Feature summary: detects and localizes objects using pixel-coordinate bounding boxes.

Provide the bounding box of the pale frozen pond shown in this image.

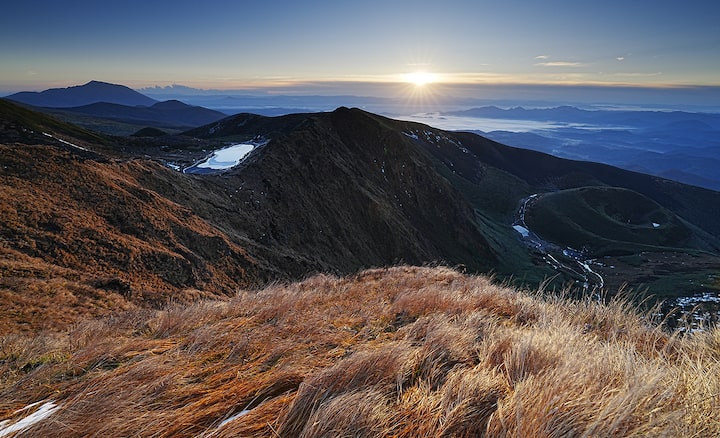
[184,143,255,174]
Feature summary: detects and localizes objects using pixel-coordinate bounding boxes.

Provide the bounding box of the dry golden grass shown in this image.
[0,144,269,335]
[0,266,718,437]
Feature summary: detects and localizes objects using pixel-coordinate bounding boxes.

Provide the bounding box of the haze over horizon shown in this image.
[3,0,720,109]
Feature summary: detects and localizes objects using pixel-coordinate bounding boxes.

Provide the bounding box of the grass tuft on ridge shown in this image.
[1,266,718,437]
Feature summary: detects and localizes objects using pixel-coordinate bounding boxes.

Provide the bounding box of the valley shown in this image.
[3,98,719,324]
[512,193,605,292]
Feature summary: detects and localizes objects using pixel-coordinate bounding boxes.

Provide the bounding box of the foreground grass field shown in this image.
[1,266,718,437]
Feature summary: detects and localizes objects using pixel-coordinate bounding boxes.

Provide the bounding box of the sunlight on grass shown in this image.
[1,266,718,436]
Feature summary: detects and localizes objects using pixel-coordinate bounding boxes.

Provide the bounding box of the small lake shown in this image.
[184,143,255,174]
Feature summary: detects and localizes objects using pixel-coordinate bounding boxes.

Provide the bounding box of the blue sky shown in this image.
[2,0,719,106]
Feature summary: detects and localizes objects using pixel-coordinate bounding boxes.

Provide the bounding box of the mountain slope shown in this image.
[1,266,718,437]
[0,98,113,148]
[0,100,268,332]
[448,130,720,241]
[181,107,720,294]
[5,80,157,108]
[0,102,501,332]
[0,143,266,332]
[166,107,500,275]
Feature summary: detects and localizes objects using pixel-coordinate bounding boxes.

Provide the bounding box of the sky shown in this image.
[2,0,719,107]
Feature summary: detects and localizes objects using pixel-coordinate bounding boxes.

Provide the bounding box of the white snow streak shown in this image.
[0,401,59,437]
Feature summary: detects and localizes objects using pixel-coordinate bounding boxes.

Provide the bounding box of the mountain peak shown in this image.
[151,99,191,110]
[6,81,157,108]
[85,80,113,86]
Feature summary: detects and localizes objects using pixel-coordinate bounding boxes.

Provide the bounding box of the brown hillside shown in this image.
[1,266,718,437]
[0,143,263,333]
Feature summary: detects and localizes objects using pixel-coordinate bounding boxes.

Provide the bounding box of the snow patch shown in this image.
[673,292,720,308]
[0,401,59,437]
[42,132,88,151]
[513,225,530,237]
[217,410,252,429]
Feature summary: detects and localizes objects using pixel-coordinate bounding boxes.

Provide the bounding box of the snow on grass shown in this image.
[0,400,59,437]
[42,132,88,151]
[673,292,720,307]
[217,409,252,429]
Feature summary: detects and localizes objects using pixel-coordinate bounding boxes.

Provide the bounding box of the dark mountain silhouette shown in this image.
[56,99,226,128]
[131,127,168,137]
[1,100,719,332]
[5,80,157,108]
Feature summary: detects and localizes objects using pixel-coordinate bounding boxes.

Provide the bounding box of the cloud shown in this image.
[614,72,663,77]
[535,55,549,60]
[616,57,625,61]
[534,61,585,67]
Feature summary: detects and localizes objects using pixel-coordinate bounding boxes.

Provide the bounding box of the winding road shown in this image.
[513,193,605,291]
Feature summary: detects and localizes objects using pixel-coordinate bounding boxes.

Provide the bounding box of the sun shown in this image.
[403,71,437,87]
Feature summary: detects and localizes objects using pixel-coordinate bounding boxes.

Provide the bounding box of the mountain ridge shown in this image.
[5,80,158,108]
[52,99,227,129]
[180,107,720,293]
[1,101,719,334]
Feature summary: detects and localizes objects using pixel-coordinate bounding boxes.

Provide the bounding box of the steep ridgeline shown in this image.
[0,102,500,332]
[183,107,720,296]
[170,107,500,275]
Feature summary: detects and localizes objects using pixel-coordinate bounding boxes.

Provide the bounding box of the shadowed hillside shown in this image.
[182,107,720,295]
[44,100,227,135]
[1,267,718,437]
[525,187,709,255]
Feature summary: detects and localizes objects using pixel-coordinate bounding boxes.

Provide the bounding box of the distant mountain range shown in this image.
[6,80,157,107]
[408,106,720,191]
[5,81,226,133]
[6,82,719,191]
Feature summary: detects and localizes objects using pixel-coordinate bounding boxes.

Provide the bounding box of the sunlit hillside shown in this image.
[1,266,718,437]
